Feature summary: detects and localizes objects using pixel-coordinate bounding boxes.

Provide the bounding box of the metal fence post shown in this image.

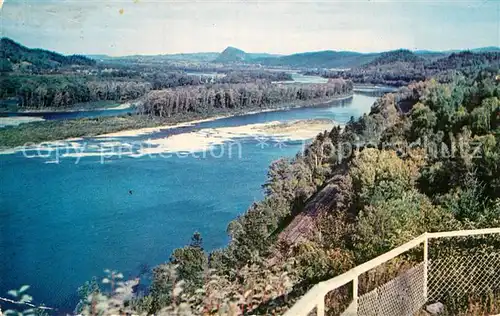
[423,233,428,301]
[317,285,325,316]
[353,275,359,315]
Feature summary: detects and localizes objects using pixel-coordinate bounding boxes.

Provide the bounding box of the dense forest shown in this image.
[0,75,151,108]
[138,79,353,117]
[0,37,95,73]
[61,63,500,315]
[317,49,500,87]
[0,71,294,110]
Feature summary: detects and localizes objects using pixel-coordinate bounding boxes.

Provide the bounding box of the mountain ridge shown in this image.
[215,45,500,69]
[0,37,95,71]
[2,37,499,70]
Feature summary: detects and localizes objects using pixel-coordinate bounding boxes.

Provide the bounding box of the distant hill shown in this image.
[212,48,380,68]
[363,49,424,67]
[413,50,448,61]
[428,51,500,70]
[90,52,220,63]
[214,46,280,63]
[441,46,500,54]
[470,46,500,53]
[0,37,95,72]
[85,54,113,60]
[213,46,500,69]
[215,46,247,62]
[251,50,379,69]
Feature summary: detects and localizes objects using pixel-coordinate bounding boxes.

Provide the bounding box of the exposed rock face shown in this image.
[278,171,352,245]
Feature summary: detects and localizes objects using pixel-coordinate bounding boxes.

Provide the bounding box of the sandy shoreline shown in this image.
[1,119,338,157]
[96,116,228,138]
[138,119,339,155]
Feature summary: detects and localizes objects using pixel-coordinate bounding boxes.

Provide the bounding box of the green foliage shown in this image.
[190,231,203,249]
[408,102,437,141]
[0,74,150,109]
[349,148,423,208]
[170,235,208,294]
[74,277,100,314]
[292,241,354,283]
[1,37,95,72]
[355,190,458,261]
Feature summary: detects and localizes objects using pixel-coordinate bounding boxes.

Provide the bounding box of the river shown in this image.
[0,92,380,312]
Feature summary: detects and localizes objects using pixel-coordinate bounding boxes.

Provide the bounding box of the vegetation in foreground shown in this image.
[134,68,497,315]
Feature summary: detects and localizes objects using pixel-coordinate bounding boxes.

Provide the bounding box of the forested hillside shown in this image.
[0,37,95,73]
[72,67,500,315]
[216,46,500,70]
[320,50,500,86]
[250,50,378,69]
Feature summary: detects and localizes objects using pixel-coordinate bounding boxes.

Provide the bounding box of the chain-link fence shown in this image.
[357,263,425,316]
[284,228,500,316]
[428,252,500,302]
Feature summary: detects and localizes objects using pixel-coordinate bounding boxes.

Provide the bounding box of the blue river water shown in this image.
[0,93,379,312]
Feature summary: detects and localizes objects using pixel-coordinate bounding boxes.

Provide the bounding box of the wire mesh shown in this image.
[428,252,500,302]
[285,230,500,316]
[357,262,425,316]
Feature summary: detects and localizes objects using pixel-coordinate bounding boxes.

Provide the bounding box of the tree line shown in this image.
[0,70,298,110]
[0,75,151,109]
[138,79,353,117]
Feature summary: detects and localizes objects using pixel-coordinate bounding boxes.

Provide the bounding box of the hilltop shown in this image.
[214,46,280,63]
[215,46,247,62]
[0,37,95,72]
[362,49,424,67]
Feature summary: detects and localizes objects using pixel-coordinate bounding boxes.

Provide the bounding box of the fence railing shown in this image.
[284,227,500,316]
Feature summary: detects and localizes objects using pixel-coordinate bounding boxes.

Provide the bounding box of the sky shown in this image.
[0,0,499,56]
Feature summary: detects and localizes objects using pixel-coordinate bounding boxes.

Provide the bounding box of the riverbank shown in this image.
[0,93,352,150]
[98,94,352,139]
[0,116,45,127]
[14,101,135,113]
